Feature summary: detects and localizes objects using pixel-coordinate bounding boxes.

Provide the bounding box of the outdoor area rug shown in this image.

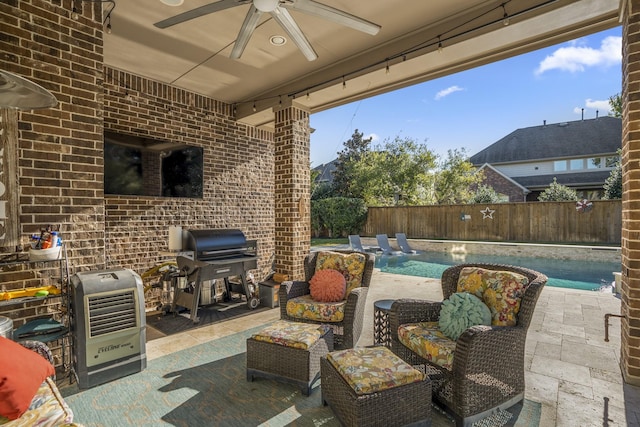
[146,299,271,339]
[60,326,541,426]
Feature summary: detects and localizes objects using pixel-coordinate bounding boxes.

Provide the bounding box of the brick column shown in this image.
[274,105,311,280]
[621,1,640,386]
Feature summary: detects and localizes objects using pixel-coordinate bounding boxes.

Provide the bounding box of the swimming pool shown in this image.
[375,251,621,292]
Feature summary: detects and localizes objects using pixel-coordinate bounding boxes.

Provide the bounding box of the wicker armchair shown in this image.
[278,250,375,349]
[389,263,547,427]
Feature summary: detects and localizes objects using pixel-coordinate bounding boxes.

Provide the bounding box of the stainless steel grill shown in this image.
[172,229,260,323]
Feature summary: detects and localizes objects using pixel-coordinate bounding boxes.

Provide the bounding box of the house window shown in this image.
[554,160,567,171]
[605,156,619,168]
[569,159,583,170]
[587,158,601,169]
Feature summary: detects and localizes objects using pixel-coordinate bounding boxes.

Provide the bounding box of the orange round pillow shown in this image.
[309,269,347,302]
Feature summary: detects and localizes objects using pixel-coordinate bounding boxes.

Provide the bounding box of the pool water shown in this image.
[375,251,621,292]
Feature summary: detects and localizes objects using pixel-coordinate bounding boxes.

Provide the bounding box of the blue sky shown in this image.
[309,26,622,167]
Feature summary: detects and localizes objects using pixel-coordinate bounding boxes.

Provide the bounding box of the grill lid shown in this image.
[185,229,248,259]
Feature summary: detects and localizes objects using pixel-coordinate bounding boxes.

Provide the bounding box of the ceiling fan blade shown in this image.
[230,6,263,59]
[271,8,317,61]
[154,0,250,29]
[281,0,380,35]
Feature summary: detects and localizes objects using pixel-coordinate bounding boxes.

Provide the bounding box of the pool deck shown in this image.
[147,265,639,426]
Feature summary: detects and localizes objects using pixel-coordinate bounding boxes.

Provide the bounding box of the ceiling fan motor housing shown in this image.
[253,0,280,13]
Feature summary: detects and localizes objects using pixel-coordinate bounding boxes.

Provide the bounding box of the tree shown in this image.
[331,130,372,198]
[352,136,437,206]
[433,148,484,204]
[538,178,578,201]
[470,184,503,204]
[603,149,622,199]
[609,93,622,118]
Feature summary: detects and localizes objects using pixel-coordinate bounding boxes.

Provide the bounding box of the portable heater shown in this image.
[71,268,147,389]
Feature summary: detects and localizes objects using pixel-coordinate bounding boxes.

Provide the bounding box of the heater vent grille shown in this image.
[87,291,137,337]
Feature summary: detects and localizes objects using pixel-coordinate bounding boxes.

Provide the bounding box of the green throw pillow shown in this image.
[438,292,492,341]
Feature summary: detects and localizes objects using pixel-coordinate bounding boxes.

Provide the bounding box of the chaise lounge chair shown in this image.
[376,234,401,255]
[348,235,366,253]
[395,233,417,254]
[349,235,379,253]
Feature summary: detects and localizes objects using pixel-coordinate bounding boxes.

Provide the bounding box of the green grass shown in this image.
[310,237,348,246]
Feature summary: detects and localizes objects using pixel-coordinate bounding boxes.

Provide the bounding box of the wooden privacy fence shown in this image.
[362,200,621,245]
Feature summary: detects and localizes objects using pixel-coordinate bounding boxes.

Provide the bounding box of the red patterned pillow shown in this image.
[309,269,347,302]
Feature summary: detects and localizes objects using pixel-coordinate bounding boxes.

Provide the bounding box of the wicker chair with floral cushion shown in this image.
[389,263,547,427]
[279,250,375,349]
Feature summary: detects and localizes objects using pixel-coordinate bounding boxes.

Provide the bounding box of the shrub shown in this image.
[470,185,503,204]
[603,157,622,199]
[538,178,578,202]
[311,197,368,238]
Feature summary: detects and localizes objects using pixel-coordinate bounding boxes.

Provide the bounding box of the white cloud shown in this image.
[585,98,611,112]
[573,99,611,116]
[366,133,379,142]
[535,36,621,75]
[434,85,463,100]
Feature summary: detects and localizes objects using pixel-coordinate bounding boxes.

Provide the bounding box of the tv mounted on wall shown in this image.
[104,131,203,198]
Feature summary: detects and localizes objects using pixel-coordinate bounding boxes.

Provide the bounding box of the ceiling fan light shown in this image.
[160,0,184,6]
[253,0,279,13]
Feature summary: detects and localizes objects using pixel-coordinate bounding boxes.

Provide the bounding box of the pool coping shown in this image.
[358,237,621,264]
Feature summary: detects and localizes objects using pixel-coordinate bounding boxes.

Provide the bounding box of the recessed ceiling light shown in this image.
[160,0,184,6]
[270,35,287,46]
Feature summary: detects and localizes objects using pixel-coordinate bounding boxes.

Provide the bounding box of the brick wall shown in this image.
[479,166,527,202]
[0,0,279,368]
[621,0,640,387]
[102,67,275,281]
[0,0,104,369]
[274,105,310,280]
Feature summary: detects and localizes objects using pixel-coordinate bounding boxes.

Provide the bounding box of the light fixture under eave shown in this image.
[269,35,286,46]
[0,70,58,110]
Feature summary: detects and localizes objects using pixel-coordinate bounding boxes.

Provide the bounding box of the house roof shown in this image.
[313,160,337,183]
[469,116,621,165]
[512,170,613,189]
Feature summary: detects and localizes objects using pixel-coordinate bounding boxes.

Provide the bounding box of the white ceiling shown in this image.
[103,0,620,130]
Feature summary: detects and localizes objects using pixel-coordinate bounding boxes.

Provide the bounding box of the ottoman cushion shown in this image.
[251,320,331,349]
[246,321,334,396]
[320,346,431,427]
[327,347,425,395]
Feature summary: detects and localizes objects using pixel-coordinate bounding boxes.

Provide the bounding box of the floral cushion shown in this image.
[398,322,457,370]
[0,378,81,426]
[309,269,346,302]
[314,251,366,296]
[251,320,331,350]
[438,292,492,341]
[286,295,345,322]
[327,347,424,395]
[456,267,529,326]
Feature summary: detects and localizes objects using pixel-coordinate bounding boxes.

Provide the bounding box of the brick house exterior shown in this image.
[476,164,530,202]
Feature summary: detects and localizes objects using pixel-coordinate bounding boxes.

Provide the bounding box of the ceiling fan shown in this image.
[154,0,381,61]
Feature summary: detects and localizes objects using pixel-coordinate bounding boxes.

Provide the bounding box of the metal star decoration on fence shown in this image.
[481,207,495,219]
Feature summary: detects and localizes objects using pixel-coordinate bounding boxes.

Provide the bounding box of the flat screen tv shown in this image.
[104,131,203,198]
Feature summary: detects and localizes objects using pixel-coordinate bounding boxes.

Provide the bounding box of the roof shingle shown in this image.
[470,116,621,165]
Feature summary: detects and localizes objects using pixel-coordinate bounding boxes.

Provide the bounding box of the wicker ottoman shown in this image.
[321,346,431,427]
[246,320,333,395]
